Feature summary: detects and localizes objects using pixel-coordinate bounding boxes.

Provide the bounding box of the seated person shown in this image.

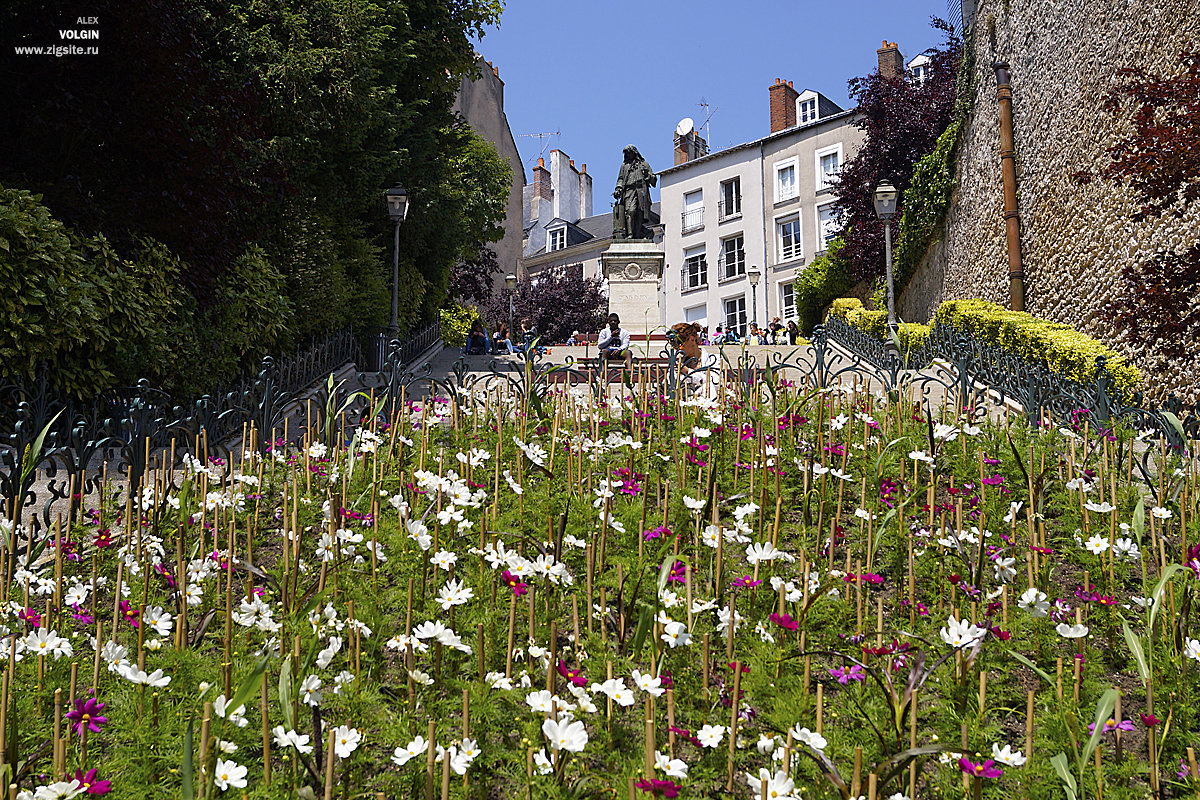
[669,321,719,390]
[786,320,800,344]
[596,312,632,371]
[492,322,512,354]
[462,319,489,355]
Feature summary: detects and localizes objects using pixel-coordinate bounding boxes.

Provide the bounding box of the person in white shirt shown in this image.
[596,313,632,372]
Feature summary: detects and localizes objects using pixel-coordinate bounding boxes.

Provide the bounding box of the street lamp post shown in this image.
[505,273,517,350]
[747,264,762,338]
[384,184,410,338]
[873,182,899,354]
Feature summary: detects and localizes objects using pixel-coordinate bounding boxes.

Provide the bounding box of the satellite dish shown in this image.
[675,117,694,137]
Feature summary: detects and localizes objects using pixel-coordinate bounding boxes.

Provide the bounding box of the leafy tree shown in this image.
[451,248,502,307]
[1093,51,1200,359]
[482,265,607,344]
[831,19,961,283]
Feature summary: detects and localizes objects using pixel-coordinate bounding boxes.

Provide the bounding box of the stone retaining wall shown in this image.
[901,0,1200,404]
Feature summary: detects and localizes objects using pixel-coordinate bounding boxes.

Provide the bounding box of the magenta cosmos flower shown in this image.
[635,778,680,798]
[73,768,112,794]
[959,757,1003,778]
[66,697,108,736]
[829,664,865,685]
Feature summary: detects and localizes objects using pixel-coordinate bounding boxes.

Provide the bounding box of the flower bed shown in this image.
[1,373,1197,799]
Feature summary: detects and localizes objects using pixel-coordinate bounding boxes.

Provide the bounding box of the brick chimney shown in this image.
[769,79,799,133]
[674,130,709,165]
[532,157,551,202]
[877,41,905,80]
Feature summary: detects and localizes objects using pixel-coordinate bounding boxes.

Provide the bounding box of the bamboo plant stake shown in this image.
[725,662,742,792]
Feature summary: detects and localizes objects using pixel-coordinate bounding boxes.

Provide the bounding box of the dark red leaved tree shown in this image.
[831,19,961,282]
[1098,52,1200,358]
[482,264,607,344]
[450,248,501,308]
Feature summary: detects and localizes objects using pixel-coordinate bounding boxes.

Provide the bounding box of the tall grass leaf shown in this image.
[1007,650,1056,688]
[1148,564,1185,633]
[279,655,295,731]
[1080,688,1121,771]
[1118,615,1150,685]
[1049,752,1077,800]
[182,718,194,800]
[1132,497,1145,551]
[226,656,270,720]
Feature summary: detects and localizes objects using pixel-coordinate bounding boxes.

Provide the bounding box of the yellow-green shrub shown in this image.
[844,309,931,354]
[935,299,1140,395]
[440,304,478,348]
[826,298,864,320]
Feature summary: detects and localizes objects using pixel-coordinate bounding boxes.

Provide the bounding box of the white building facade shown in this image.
[659,81,865,335]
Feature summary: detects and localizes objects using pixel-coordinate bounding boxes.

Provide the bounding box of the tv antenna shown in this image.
[697,98,717,144]
[517,129,561,160]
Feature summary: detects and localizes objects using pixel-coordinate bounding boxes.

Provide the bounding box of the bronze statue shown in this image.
[612,145,657,240]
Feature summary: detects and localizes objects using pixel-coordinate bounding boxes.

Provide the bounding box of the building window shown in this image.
[799,97,817,124]
[724,296,747,336]
[775,157,798,202]
[911,64,927,84]
[719,235,745,282]
[682,245,707,290]
[776,214,802,263]
[682,189,704,233]
[548,227,566,252]
[719,177,741,219]
[684,304,707,324]
[817,204,839,249]
[816,145,842,192]
[780,281,796,320]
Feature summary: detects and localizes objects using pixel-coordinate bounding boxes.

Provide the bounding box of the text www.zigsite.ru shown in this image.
[14,44,99,56]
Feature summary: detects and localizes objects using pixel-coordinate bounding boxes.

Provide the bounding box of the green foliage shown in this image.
[440,303,478,348]
[894,121,961,290]
[825,297,865,320]
[843,308,931,353]
[791,236,853,332]
[935,299,1141,395]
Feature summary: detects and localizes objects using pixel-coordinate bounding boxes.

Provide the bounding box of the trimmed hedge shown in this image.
[934,299,1140,395]
[843,309,932,354]
[826,298,865,320]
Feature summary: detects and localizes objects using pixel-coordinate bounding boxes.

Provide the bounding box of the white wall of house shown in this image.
[659,111,863,333]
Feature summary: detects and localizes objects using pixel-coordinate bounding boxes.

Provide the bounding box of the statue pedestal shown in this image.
[601,241,664,337]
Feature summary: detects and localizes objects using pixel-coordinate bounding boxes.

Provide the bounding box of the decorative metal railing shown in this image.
[819,313,1199,448]
[3,311,1197,541]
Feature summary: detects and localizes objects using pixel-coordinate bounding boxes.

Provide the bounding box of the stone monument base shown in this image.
[600,241,664,337]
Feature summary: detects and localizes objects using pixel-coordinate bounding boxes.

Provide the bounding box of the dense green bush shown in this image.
[935,299,1140,394]
[440,304,478,348]
[0,184,296,399]
[791,236,853,332]
[843,308,931,355]
[894,121,961,289]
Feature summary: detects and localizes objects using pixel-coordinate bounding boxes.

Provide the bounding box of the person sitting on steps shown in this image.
[462,319,489,355]
[596,312,632,373]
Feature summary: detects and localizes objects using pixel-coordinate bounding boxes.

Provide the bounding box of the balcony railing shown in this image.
[681,207,704,233]
[718,197,742,220]
[716,251,746,283]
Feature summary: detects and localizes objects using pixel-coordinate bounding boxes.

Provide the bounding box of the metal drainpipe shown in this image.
[994,61,1025,312]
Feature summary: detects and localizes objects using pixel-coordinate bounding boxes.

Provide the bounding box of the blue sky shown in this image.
[472,0,953,206]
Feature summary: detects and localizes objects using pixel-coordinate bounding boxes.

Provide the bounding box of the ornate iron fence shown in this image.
[820,313,1200,447]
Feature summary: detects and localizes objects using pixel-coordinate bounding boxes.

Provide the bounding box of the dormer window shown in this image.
[800,98,817,123]
[548,226,566,252]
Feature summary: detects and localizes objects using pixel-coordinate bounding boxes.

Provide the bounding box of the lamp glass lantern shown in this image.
[505,273,517,290]
[872,182,898,220]
[385,185,409,222]
[747,264,761,286]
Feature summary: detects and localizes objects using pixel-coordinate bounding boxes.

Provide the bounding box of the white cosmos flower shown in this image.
[745,768,795,800]
[213,758,248,790]
[631,669,665,697]
[697,724,725,748]
[661,621,691,648]
[790,725,827,751]
[1017,588,1049,617]
[1150,506,1172,520]
[542,717,588,752]
[992,742,1027,766]
[392,734,429,766]
[682,495,705,512]
[1083,534,1110,555]
[655,750,689,778]
[1183,638,1200,662]
[272,726,313,754]
[1056,623,1089,639]
[940,615,986,650]
[436,578,474,610]
[1084,501,1116,513]
[332,725,361,758]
